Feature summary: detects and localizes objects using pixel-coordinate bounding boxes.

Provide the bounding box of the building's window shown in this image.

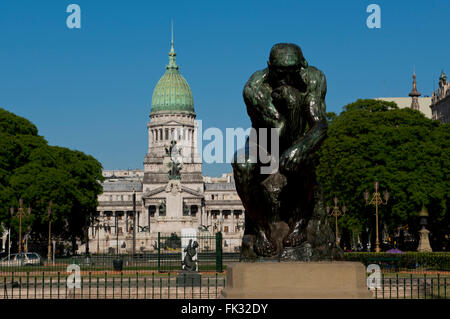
[120,195,124,201]
[109,195,113,201]
[224,226,229,233]
[235,226,239,233]
[233,210,242,219]
[190,205,198,217]
[148,206,156,217]
[165,128,169,140]
[118,227,122,235]
[223,210,231,219]
[211,195,214,200]
[159,203,166,216]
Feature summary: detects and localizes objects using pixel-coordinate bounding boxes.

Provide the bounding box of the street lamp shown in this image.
[11,198,31,253]
[47,201,53,263]
[326,196,347,247]
[364,181,389,253]
[132,190,136,256]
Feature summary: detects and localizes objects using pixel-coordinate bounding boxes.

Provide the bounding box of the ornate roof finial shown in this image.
[167,20,178,70]
[409,66,421,110]
[440,70,447,83]
[170,19,174,53]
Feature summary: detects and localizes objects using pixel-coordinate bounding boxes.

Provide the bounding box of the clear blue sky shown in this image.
[1,0,448,176]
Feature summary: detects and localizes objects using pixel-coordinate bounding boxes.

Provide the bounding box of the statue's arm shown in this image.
[301,66,328,152]
[280,67,328,174]
[243,69,281,128]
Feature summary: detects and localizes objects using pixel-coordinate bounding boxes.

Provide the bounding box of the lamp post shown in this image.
[47,200,53,263]
[364,181,389,253]
[11,198,31,254]
[326,196,347,247]
[132,190,136,256]
[115,211,119,255]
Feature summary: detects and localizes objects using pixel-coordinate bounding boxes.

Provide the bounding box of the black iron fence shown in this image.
[344,252,450,274]
[370,273,450,299]
[1,271,449,299]
[1,271,226,299]
[0,232,240,273]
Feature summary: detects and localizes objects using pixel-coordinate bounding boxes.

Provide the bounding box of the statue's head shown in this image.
[267,43,308,89]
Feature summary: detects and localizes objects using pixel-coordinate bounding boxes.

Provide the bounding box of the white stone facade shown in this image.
[431,71,450,123]
[81,39,245,255]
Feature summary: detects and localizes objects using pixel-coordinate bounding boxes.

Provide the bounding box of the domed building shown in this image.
[142,33,204,234]
[84,33,245,255]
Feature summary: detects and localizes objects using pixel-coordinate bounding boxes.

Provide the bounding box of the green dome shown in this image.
[151,41,194,114]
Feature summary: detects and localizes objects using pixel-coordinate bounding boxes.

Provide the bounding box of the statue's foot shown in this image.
[282,222,306,247]
[254,231,277,257]
[281,242,313,261]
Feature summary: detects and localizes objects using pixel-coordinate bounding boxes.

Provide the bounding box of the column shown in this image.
[231,211,235,233]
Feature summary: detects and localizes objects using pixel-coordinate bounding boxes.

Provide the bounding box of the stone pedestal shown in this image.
[417,228,432,252]
[221,262,373,299]
[177,271,202,286]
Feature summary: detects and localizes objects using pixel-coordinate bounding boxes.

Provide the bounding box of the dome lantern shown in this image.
[150,23,195,115]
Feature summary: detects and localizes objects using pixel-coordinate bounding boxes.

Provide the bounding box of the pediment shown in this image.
[160,120,191,126]
[143,183,204,199]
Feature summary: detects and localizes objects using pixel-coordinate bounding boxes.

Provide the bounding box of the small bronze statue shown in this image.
[182,239,199,271]
[233,43,343,261]
[165,140,182,180]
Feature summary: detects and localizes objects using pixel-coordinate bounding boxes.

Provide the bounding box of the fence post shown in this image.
[216,232,223,273]
[158,232,161,273]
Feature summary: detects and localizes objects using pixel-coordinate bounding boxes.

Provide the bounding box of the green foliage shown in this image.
[0,108,39,136]
[0,108,104,245]
[344,252,450,270]
[317,99,450,250]
[163,233,181,250]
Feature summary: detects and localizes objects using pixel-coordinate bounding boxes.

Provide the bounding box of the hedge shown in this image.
[344,252,450,270]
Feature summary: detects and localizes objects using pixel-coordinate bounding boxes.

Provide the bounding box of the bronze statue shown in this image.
[182,239,199,271]
[232,43,343,261]
[165,140,182,180]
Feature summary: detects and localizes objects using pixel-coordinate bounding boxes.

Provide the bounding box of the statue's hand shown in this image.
[271,85,304,113]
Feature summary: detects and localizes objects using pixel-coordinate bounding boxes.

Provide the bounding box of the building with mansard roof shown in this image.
[81,33,245,254]
[431,71,450,123]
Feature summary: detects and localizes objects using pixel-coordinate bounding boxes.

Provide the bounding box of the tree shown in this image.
[317,99,449,251]
[0,108,104,253]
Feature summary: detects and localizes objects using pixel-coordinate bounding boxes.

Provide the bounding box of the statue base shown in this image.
[176,270,202,287]
[417,228,432,252]
[220,262,373,299]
